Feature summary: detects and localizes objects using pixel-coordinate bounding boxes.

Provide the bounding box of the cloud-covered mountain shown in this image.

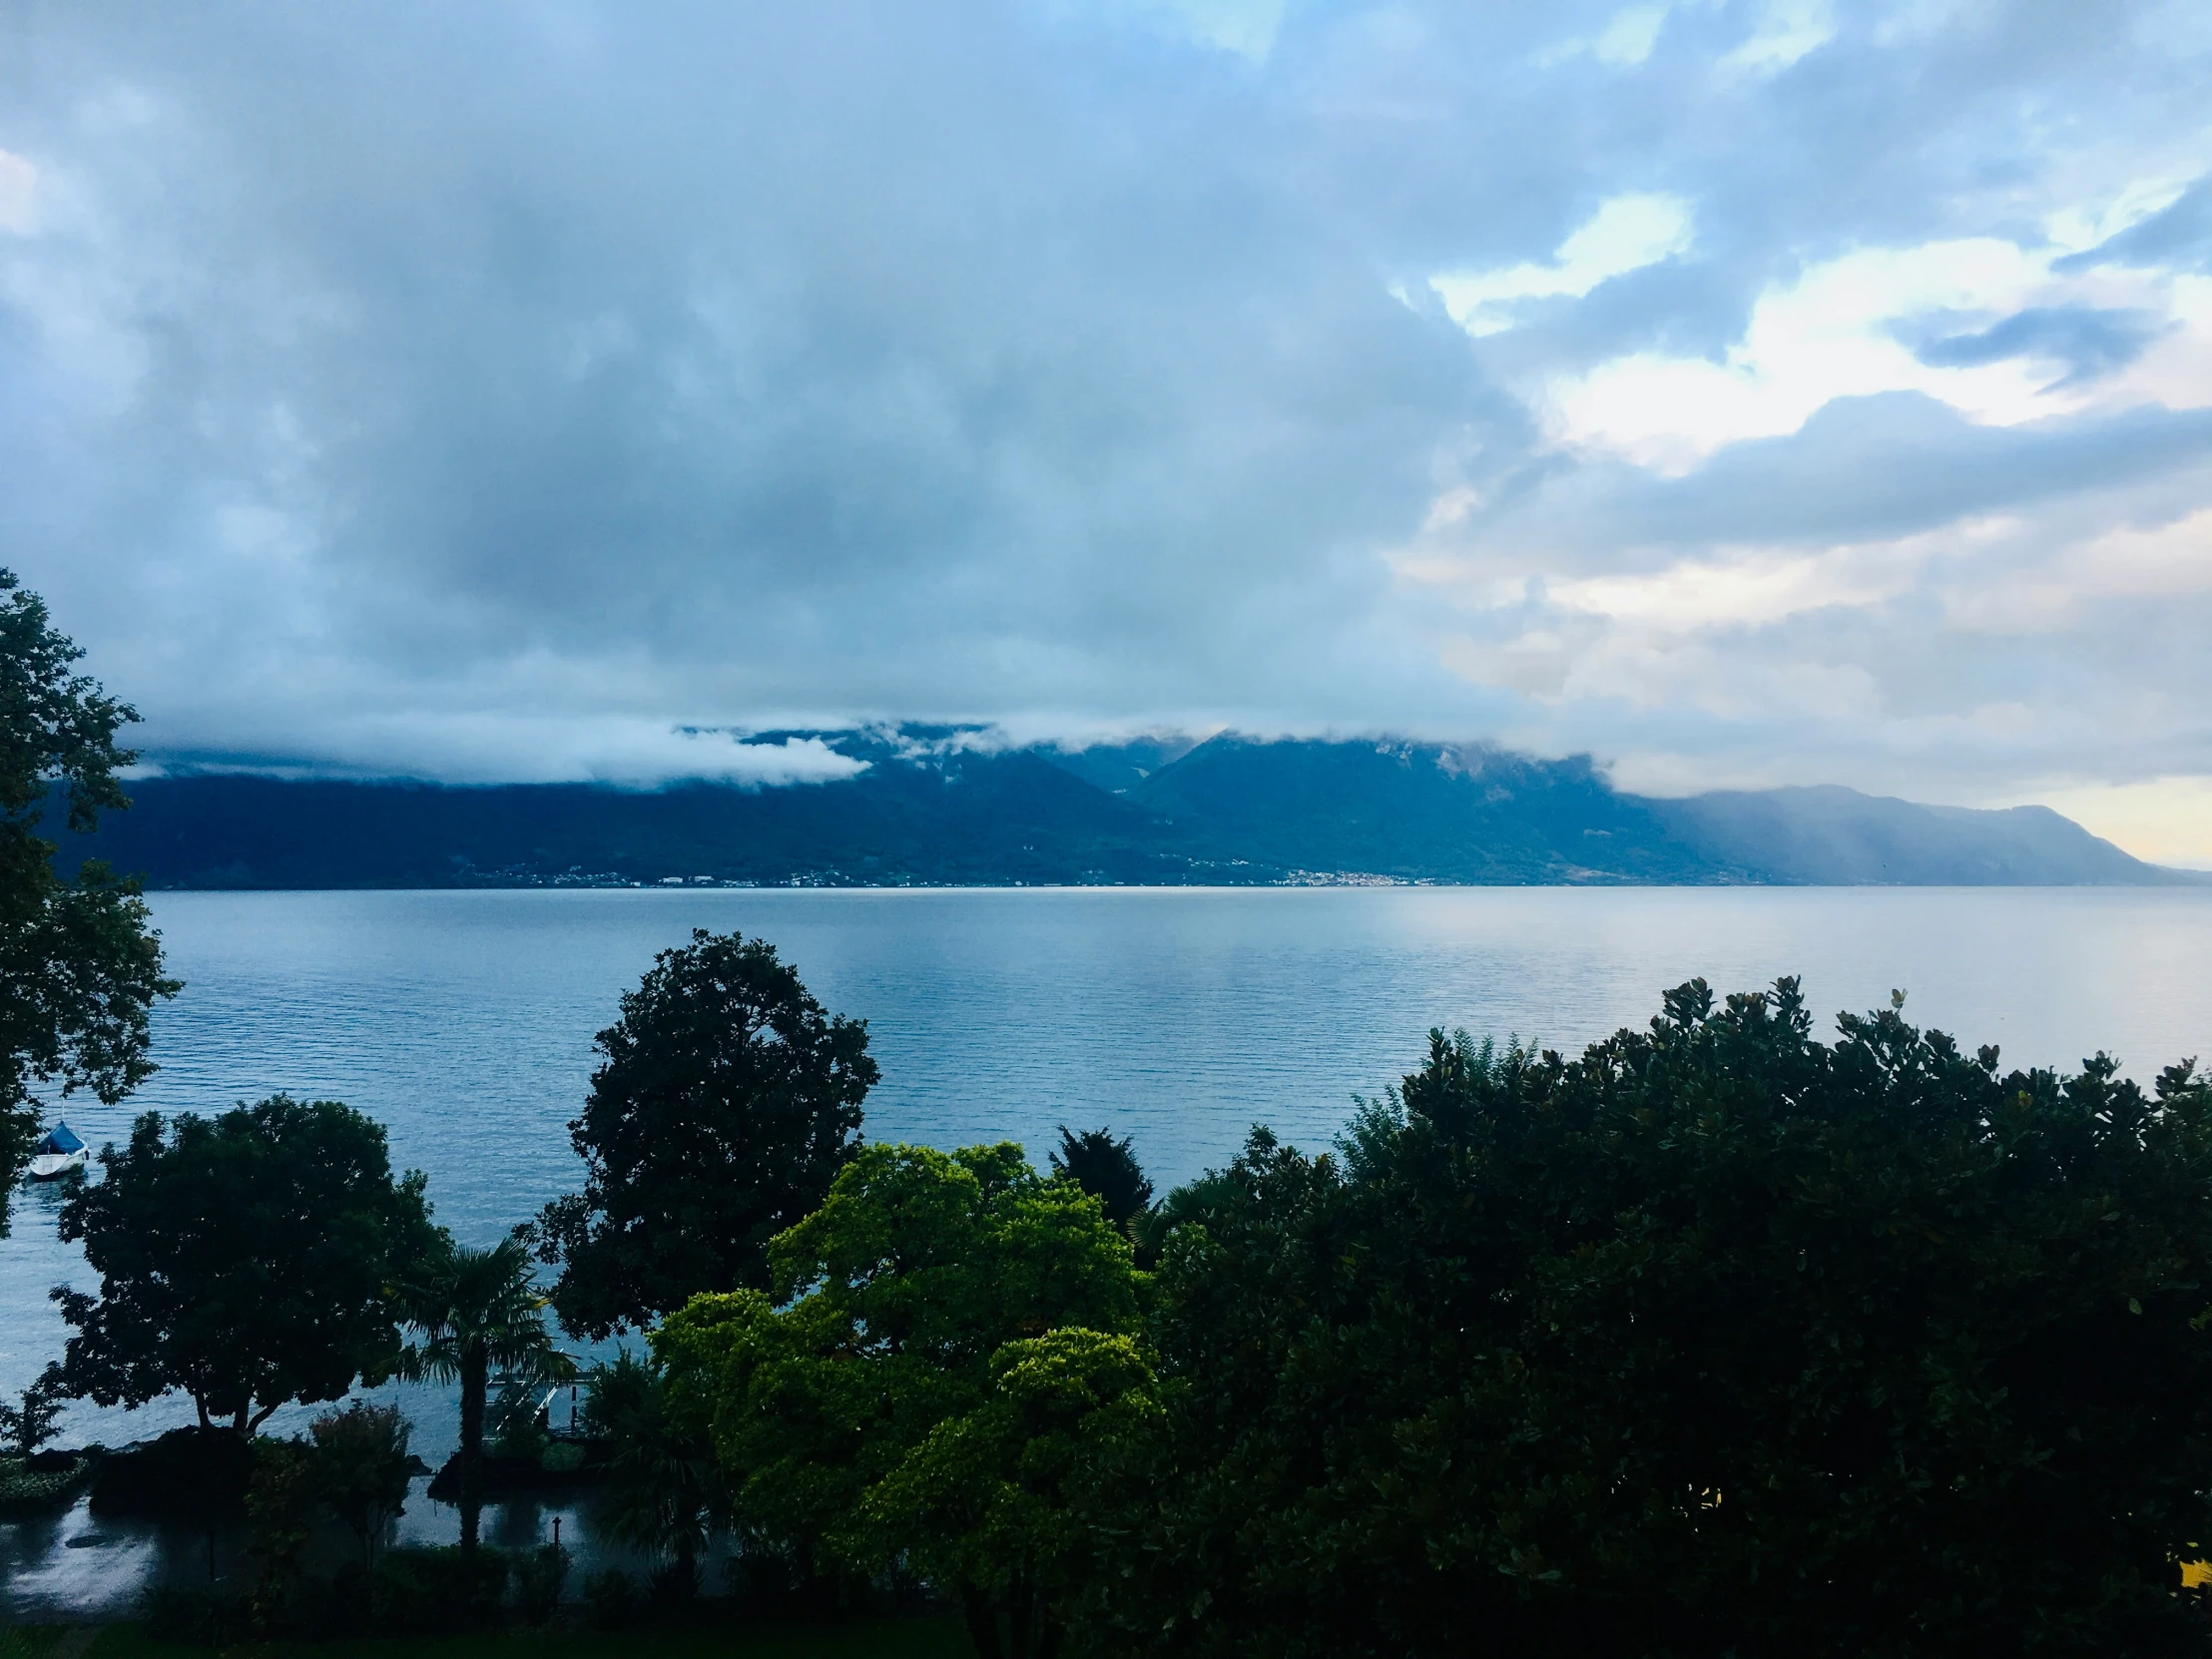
[60,733,2196,889]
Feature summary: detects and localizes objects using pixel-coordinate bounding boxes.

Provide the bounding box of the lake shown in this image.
[5,884,2211,1617]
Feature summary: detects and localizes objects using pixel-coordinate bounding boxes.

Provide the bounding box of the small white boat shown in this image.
[28,1122,86,1179]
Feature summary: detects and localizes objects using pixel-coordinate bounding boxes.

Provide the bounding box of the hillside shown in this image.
[49,730,2196,888]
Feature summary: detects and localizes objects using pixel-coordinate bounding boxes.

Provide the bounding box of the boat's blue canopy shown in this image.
[38,1122,84,1155]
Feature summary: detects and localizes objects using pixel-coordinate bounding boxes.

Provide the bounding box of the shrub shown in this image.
[143,1584,248,1646]
[584,1566,641,1629]
[89,1426,253,1519]
[516,1541,573,1624]
[0,1452,89,1514]
[369,1542,510,1635]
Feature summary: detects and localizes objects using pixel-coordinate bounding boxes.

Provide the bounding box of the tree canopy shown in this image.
[657,1141,1147,1659]
[54,1096,436,1433]
[532,928,876,1339]
[0,569,177,1232]
[1094,981,2212,1659]
[1050,1126,1154,1233]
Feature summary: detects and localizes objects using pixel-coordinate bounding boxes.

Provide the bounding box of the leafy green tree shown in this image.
[310,1400,415,1573]
[861,1329,1164,1659]
[1050,1127,1154,1232]
[531,928,876,1340]
[53,1096,434,1434]
[1105,982,2212,1659]
[0,569,178,1233]
[400,1232,574,1553]
[657,1142,1144,1659]
[0,1362,67,1457]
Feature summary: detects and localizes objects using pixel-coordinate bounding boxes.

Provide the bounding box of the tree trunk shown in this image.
[458,1349,487,1555]
[1008,1575,1032,1659]
[961,1585,1004,1659]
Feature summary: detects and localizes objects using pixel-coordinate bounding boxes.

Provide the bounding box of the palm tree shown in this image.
[586,1352,725,1598]
[400,1231,575,1552]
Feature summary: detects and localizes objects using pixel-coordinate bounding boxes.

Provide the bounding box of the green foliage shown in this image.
[367,1542,512,1635]
[584,1351,724,1573]
[401,1231,573,1549]
[0,1451,88,1515]
[1102,980,2212,1659]
[1049,1127,1154,1232]
[658,1141,1146,1659]
[584,1566,643,1630]
[532,928,877,1340]
[516,1540,573,1624]
[0,568,178,1235]
[0,1362,66,1456]
[54,1097,434,1433]
[247,1435,321,1622]
[311,1400,415,1571]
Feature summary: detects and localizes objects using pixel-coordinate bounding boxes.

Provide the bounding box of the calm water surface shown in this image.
[5,885,2210,1616]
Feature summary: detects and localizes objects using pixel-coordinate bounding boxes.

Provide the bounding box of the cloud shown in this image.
[1535,239,2212,470]
[1908,304,2164,387]
[2055,178,2212,274]
[1432,194,1696,337]
[0,151,35,235]
[0,0,2209,859]
[1720,0,1836,76]
[157,722,870,789]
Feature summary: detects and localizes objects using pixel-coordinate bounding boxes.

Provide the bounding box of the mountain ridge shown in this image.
[51,730,2202,889]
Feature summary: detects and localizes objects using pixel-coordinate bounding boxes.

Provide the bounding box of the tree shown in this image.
[583,1351,725,1599]
[0,1362,67,1457]
[400,1232,574,1553]
[0,569,179,1234]
[1103,982,2212,1659]
[657,1142,1145,1659]
[859,1329,1164,1659]
[53,1096,434,1433]
[310,1401,415,1574]
[1049,1127,1154,1233]
[531,928,876,1339]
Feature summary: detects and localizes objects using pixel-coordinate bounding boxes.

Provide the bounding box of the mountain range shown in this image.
[51,730,2200,889]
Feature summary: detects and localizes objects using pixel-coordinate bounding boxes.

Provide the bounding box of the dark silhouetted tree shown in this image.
[0,569,178,1233]
[531,929,875,1339]
[1050,1125,1154,1231]
[1099,983,2212,1659]
[54,1096,434,1433]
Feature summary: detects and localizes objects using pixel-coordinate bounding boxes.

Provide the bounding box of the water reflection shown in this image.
[0,1475,662,1623]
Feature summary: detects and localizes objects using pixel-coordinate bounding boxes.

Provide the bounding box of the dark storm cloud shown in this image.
[0,0,2209,845]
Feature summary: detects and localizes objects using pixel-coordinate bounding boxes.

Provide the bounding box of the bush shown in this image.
[584,1566,641,1630]
[649,1555,703,1619]
[516,1541,572,1624]
[143,1583,248,1646]
[89,1426,253,1518]
[369,1543,510,1635]
[0,1452,90,1514]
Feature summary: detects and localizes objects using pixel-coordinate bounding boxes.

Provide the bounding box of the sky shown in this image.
[2,1,2210,862]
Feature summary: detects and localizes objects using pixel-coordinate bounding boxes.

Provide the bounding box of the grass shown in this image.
[73,1616,970,1659]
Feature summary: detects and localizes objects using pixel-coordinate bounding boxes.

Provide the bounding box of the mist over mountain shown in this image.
[58,730,2197,890]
